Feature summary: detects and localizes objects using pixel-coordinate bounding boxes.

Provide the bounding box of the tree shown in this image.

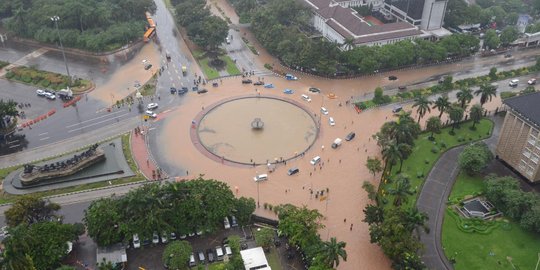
[394,112,420,145]
[474,83,497,107]
[162,241,192,270]
[365,157,382,178]
[84,198,123,247]
[255,228,274,251]
[425,116,442,140]
[458,142,493,175]
[456,88,473,108]
[484,29,500,50]
[234,197,256,226]
[341,37,355,51]
[388,174,414,206]
[0,99,18,133]
[489,67,498,80]
[441,75,453,91]
[56,266,76,270]
[276,204,324,249]
[363,204,384,225]
[319,237,347,268]
[5,195,61,227]
[500,26,519,46]
[433,95,451,118]
[96,260,114,270]
[469,104,484,129]
[412,96,432,123]
[448,106,464,133]
[362,181,377,201]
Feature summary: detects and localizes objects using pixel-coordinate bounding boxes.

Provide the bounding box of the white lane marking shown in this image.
[39,137,50,141]
[67,109,128,128]
[67,112,130,133]
[175,69,179,74]
[38,132,48,136]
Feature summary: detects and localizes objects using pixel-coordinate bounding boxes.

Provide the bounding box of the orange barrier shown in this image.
[354,105,362,113]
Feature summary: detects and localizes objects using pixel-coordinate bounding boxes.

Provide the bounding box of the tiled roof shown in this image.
[504,92,540,128]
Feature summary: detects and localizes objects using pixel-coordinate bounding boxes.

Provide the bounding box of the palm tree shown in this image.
[388,174,414,206]
[319,237,347,268]
[425,116,442,140]
[342,37,355,51]
[412,96,432,123]
[394,112,420,145]
[448,106,464,132]
[469,104,484,129]
[432,96,450,118]
[456,88,473,108]
[382,140,411,173]
[474,84,497,107]
[403,207,429,234]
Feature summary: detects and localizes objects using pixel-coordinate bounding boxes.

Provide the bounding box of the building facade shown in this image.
[383,0,447,30]
[496,93,540,183]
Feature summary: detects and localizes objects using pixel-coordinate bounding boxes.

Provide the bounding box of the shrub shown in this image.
[40,80,51,87]
[431,146,440,153]
[5,71,14,79]
[500,91,518,99]
[458,142,493,175]
[264,63,273,70]
[21,74,32,83]
[440,141,447,148]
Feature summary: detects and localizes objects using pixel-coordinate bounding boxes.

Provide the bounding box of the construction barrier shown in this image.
[20,108,56,129]
[63,95,82,108]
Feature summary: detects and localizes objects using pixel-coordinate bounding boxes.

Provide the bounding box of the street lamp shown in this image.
[50,16,72,87]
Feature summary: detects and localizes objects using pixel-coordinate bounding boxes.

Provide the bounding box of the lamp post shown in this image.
[50,16,72,87]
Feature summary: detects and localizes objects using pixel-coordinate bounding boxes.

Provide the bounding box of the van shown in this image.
[301,94,311,102]
[216,246,224,261]
[310,156,321,165]
[392,106,402,114]
[189,253,196,266]
[287,167,299,176]
[331,138,342,149]
[253,174,268,182]
[321,107,329,115]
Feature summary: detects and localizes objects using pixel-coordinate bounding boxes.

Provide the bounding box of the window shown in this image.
[523,150,532,158]
[532,154,539,164]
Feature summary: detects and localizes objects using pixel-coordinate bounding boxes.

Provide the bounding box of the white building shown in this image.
[240,247,271,270]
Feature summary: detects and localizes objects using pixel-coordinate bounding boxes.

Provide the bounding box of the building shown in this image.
[382,0,448,30]
[240,247,271,270]
[496,92,540,183]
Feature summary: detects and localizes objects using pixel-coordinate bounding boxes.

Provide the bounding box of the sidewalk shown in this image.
[130,128,164,180]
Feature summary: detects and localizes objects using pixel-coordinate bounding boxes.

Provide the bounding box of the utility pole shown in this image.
[51,16,72,87]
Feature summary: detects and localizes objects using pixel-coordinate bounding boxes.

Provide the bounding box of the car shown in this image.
[212,82,219,87]
[216,246,224,261]
[152,232,159,244]
[197,88,208,94]
[144,64,152,70]
[180,234,187,239]
[283,89,294,94]
[301,94,311,102]
[398,86,407,91]
[226,37,231,44]
[254,174,268,182]
[196,230,203,236]
[231,216,238,227]
[224,217,231,229]
[198,250,205,263]
[321,107,329,115]
[189,253,196,267]
[142,237,151,246]
[309,87,321,93]
[285,74,298,80]
[207,249,215,262]
[188,232,195,237]
[36,89,46,96]
[388,75,397,80]
[329,117,335,126]
[345,132,356,141]
[224,244,232,256]
[264,83,274,88]
[170,232,177,240]
[392,106,403,114]
[161,232,168,244]
[142,59,148,64]
[166,53,171,61]
[242,79,253,84]
[147,103,158,110]
[509,79,519,87]
[178,87,188,95]
[133,234,141,249]
[145,110,157,118]
[528,78,537,85]
[504,53,512,58]
[45,92,56,100]
[287,167,299,176]
[169,87,177,94]
[192,86,199,92]
[254,81,264,86]
[310,156,321,165]
[331,138,342,149]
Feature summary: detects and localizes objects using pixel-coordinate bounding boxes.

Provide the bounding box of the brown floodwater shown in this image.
[197,97,318,164]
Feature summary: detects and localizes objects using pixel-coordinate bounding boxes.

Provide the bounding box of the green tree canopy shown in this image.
[162,241,192,270]
[458,142,493,175]
[254,228,275,251]
[425,116,442,140]
[5,194,61,227]
[234,197,256,226]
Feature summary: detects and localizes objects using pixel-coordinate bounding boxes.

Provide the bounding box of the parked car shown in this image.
[36,89,46,96]
[212,82,219,87]
[388,75,397,80]
[398,86,407,91]
[331,138,342,149]
[504,53,512,58]
[224,244,233,256]
[309,87,320,93]
[254,81,264,86]
[152,232,159,244]
[509,79,519,87]
[142,237,151,246]
[147,103,159,110]
[144,64,152,70]
[285,74,298,80]
[161,232,168,244]
[287,167,300,176]
[224,217,231,229]
[345,132,356,141]
[207,249,215,262]
[197,88,208,94]
[179,87,188,95]
[528,78,537,85]
[45,92,56,100]
[392,106,403,114]
[170,87,177,94]
[329,117,335,126]
[216,246,224,261]
[198,250,205,263]
[170,232,177,240]
[189,253,196,267]
[242,79,253,84]
[145,110,157,118]
[132,234,141,249]
[230,216,238,227]
[264,83,274,88]
[192,86,199,92]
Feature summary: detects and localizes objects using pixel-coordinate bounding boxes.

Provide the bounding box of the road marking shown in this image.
[39,137,50,141]
[167,70,171,76]
[67,112,130,133]
[175,69,179,74]
[8,144,20,149]
[38,132,48,136]
[149,128,156,131]
[67,109,128,128]
[172,83,176,88]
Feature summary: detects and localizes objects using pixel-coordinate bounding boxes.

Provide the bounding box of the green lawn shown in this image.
[194,50,241,80]
[442,173,540,270]
[199,57,220,80]
[379,119,493,208]
[222,55,241,76]
[266,247,283,270]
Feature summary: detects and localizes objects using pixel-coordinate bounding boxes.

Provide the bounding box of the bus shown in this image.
[143,27,155,42]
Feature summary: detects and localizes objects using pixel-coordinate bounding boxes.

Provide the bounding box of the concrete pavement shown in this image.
[416,114,503,270]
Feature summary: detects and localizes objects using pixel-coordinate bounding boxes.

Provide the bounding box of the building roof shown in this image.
[504,92,540,128]
[96,244,127,265]
[240,247,271,270]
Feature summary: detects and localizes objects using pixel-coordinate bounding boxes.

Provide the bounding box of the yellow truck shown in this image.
[181,65,187,76]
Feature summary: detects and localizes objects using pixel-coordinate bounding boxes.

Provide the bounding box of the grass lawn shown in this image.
[222,55,241,76]
[194,50,241,80]
[199,57,220,80]
[379,119,493,208]
[266,247,283,270]
[208,262,226,270]
[0,133,144,204]
[442,172,540,270]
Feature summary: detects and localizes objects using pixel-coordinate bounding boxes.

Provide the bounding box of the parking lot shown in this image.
[0,79,65,120]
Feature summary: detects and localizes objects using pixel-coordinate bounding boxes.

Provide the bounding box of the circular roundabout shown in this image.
[193,96,318,165]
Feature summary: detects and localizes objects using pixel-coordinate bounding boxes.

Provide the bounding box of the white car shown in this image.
[152,232,159,244]
[321,107,328,115]
[145,110,157,118]
[329,117,335,126]
[224,244,232,256]
[147,103,158,110]
[226,37,231,44]
[36,89,46,96]
[133,234,141,249]
[45,92,56,100]
[301,94,311,102]
[161,232,168,244]
[224,217,231,229]
[310,156,321,165]
[528,78,537,85]
[509,79,519,87]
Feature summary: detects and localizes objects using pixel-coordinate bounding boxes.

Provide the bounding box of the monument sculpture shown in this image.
[20,144,106,186]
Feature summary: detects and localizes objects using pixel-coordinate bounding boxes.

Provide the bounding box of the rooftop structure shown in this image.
[240,247,271,270]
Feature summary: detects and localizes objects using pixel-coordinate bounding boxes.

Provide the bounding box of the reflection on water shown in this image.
[197,97,318,164]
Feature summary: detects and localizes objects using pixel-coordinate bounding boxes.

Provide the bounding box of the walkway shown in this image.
[416,115,503,270]
[130,127,164,180]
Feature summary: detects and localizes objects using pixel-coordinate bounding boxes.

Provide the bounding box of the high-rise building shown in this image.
[384,0,447,30]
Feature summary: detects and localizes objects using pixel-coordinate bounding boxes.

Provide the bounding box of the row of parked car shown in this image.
[188,244,233,267]
[36,89,56,100]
